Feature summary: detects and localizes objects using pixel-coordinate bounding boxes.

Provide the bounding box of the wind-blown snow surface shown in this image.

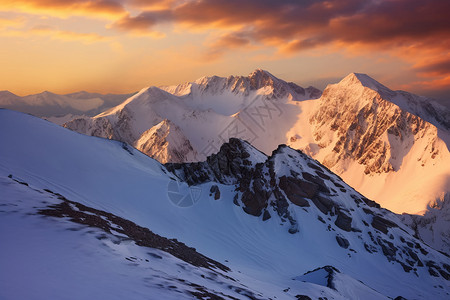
[1,109,450,299]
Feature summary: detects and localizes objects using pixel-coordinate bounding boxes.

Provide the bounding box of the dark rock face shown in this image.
[167,140,377,239]
[167,141,356,231]
[210,185,220,200]
[311,195,334,214]
[166,138,261,185]
[262,210,271,221]
[336,235,350,249]
[372,215,398,234]
[302,266,340,290]
[335,210,352,232]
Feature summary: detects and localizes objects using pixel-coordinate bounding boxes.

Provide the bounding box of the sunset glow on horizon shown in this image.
[0,0,449,103]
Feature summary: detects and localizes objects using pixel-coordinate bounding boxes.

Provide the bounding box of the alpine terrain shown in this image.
[64,70,450,216]
[1,109,450,300]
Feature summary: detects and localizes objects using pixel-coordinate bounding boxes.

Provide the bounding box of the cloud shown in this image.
[0,24,109,44]
[414,58,450,77]
[30,26,108,43]
[204,32,251,60]
[110,0,449,89]
[111,0,448,50]
[0,0,126,18]
[110,10,171,36]
[0,15,25,29]
[1,0,448,94]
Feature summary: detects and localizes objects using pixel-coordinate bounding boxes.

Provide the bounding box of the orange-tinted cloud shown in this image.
[31,25,108,43]
[0,15,25,29]
[0,0,126,18]
[0,23,109,44]
[1,0,448,98]
[112,0,449,91]
[205,32,251,59]
[112,0,449,52]
[110,10,170,35]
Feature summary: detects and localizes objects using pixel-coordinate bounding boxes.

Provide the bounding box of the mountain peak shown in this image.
[134,119,199,164]
[338,73,391,93]
[0,90,17,97]
[248,68,275,78]
[212,137,267,167]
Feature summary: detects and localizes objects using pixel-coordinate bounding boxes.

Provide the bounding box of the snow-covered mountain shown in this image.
[64,69,321,162]
[288,73,450,214]
[0,90,134,124]
[64,71,450,216]
[1,109,450,299]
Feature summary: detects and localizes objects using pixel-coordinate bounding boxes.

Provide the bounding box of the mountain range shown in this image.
[1,109,449,299]
[0,90,134,124]
[63,70,450,216]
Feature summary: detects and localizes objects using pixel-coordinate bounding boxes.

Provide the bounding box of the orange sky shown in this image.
[0,0,449,102]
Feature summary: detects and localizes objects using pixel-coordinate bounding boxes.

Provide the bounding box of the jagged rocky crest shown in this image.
[166,138,450,281]
[162,69,321,100]
[63,69,321,163]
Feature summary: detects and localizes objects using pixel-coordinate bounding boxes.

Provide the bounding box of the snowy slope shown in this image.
[64,69,321,162]
[287,73,450,214]
[1,109,449,300]
[0,90,134,123]
[401,192,450,254]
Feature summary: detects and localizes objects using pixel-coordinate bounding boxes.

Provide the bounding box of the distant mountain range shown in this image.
[0,90,134,124]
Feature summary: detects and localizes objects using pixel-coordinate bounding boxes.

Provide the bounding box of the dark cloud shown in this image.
[114,0,449,55]
[205,32,251,59]
[415,58,450,76]
[112,10,171,32]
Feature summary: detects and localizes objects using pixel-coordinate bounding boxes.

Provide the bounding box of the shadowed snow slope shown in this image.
[1,109,450,299]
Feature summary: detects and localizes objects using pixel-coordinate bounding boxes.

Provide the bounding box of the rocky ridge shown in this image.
[166,138,450,281]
